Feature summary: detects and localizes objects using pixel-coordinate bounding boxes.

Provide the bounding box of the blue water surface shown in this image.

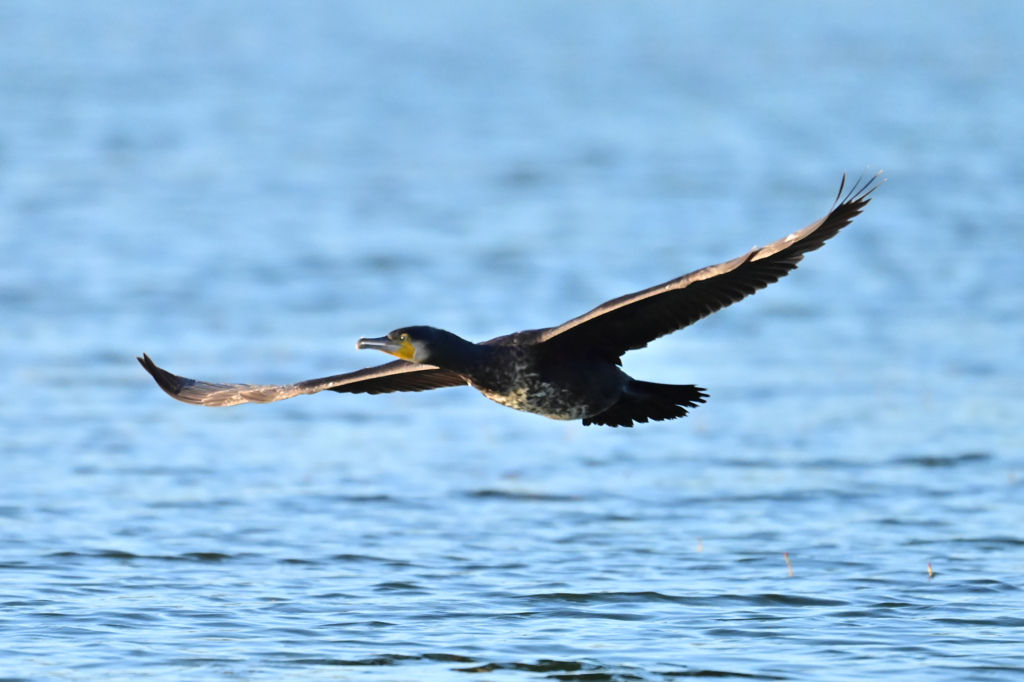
[2,1,1024,680]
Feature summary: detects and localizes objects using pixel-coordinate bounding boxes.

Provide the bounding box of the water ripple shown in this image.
[4,2,1024,680]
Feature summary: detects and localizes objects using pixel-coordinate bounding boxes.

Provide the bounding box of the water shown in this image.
[2,1,1024,679]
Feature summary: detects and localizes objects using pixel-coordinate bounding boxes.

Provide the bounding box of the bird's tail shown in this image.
[583,380,707,427]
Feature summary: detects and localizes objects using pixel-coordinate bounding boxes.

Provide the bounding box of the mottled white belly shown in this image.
[477,377,594,421]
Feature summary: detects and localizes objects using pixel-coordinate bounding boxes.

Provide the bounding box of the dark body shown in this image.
[404,329,692,426]
[473,334,628,420]
[139,173,880,427]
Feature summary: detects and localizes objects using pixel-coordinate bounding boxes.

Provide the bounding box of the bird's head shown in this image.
[356,326,444,364]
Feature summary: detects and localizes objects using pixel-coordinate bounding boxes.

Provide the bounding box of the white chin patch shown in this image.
[411,340,430,363]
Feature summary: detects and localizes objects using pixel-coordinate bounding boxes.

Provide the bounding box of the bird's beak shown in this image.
[356,336,416,361]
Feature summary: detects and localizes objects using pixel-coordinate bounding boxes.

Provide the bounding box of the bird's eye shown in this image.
[399,334,410,343]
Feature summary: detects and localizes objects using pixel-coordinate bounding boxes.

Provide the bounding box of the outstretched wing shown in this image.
[536,172,882,361]
[137,353,467,407]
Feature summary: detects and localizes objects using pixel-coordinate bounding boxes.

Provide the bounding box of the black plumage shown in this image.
[139,172,881,427]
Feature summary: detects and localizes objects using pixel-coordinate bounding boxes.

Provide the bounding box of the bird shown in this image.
[139,172,881,427]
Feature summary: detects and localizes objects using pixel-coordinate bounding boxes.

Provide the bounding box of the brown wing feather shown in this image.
[137,353,467,407]
[537,172,882,361]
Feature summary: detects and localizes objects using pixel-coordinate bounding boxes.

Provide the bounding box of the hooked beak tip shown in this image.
[356,336,395,353]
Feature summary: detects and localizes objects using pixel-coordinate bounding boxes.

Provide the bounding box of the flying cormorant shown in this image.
[139,173,881,427]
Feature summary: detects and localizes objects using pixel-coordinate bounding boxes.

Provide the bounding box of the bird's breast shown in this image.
[467,345,622,420]
[478,378,594,420]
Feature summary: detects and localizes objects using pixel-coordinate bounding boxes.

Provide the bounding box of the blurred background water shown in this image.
[2,1,1024,680]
